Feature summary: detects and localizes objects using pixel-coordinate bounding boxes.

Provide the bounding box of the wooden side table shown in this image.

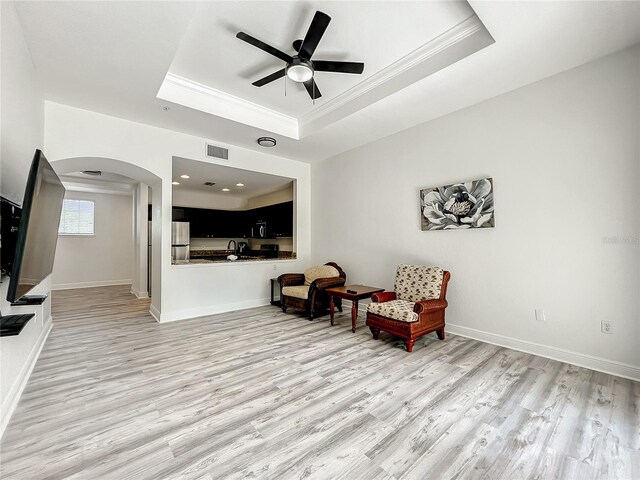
[326,285,385,333]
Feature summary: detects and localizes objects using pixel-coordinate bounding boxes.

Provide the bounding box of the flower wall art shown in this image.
[420,177,495,231]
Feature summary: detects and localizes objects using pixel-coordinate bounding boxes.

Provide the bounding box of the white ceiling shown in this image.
[172,156,293,199]
[13,1,640,162]
[169,1,476,117]
[60,171,137,195]
[63,171,138,185]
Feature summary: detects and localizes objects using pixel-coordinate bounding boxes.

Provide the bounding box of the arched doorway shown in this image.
[51,157,163,317]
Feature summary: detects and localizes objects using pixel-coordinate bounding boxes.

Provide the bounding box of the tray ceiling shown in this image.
[12,1,640,162]
[158,1,494,138]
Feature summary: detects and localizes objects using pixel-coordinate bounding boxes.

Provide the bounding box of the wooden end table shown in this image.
[326,285,385,333]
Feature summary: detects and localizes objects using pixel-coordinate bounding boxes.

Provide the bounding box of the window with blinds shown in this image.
[58,199,95,235]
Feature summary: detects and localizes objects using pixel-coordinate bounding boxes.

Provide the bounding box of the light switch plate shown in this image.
[535,309,546,322]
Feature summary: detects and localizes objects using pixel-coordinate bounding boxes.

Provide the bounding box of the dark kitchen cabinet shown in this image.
[248,201,293,238]
[171,201,292,239]
[216,209,247,238]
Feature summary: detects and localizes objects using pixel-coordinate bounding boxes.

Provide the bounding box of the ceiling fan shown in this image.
[236,11,364,100]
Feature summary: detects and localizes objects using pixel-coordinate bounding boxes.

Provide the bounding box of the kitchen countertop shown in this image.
[172,256,297,266]
[172,249,296,266]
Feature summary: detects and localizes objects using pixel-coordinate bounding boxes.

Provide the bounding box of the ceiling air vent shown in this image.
[203,182,216,186]
[206,143,229,160]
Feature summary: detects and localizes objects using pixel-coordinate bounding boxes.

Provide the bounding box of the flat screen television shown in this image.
[0,197,22,277]
[6,150,65,303]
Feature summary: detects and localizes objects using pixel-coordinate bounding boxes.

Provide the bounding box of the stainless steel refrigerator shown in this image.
[171,221,190,262]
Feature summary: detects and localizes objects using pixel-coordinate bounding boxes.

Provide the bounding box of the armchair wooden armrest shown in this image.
[278,273,305,287]
[413,299,448,314]
[371,291,396,303]
[311,277,346,291]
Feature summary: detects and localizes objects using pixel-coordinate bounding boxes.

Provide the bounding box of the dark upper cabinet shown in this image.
[172,201,292,239]
[252,201,293,237]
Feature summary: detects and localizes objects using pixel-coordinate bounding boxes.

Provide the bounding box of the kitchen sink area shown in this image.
[174,248,296,265]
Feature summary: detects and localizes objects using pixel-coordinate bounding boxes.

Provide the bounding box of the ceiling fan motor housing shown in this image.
[286,57,314,82]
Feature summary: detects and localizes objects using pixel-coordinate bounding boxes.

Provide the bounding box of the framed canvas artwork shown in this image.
[420,177,495,231]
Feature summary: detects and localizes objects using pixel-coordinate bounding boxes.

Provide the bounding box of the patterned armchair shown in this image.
[278,262,346,320]
[366,265,450,352]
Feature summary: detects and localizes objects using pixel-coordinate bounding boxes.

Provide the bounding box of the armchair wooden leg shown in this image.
[404,339,415,352]
[436,328,445,340]
[282,305,287,313]
[308,309,314,321]
[369,327,380,340]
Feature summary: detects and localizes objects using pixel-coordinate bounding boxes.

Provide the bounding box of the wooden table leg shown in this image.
[330,295,335,326]
[351,299,358,333]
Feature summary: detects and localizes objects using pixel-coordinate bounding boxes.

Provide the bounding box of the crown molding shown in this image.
[157,74,300,139]
[157,14,493,141]
[300,15,485,126]
[298,14,494,138]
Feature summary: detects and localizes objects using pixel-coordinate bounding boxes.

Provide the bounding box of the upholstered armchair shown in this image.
[366,265,450,352]
[279,262,346,320]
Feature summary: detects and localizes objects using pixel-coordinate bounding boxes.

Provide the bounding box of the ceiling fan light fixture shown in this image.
[286,58,313,83]
[257,136,277,147]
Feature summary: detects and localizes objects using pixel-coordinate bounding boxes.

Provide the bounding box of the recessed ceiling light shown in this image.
[172,181,180,185]
[236,183,245,187]
[222,188,230,192]
[257,137,276,147]
[180,174,190,179]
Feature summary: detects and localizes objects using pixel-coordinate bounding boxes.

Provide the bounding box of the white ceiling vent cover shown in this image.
[206,143,229,160]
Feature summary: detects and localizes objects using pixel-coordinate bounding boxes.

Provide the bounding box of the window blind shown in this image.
[58,199,95,235]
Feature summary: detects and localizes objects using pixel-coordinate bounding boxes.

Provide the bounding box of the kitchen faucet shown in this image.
[227,239,237,253]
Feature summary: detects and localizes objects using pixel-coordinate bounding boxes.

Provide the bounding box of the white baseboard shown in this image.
[445,323,640,382]
[52,279,132,290]
[149,304,161,323]
[0,316,53,439]
[131,289,149,299]
[159,297,271,323]
[344,300,639,381]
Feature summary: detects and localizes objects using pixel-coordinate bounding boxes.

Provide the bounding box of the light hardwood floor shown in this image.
[1,285,638,479]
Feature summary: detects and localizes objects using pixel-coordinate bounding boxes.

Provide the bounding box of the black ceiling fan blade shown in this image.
[303,78,322,100]
[252,69,286,87]
[298,11,331,59]
[236,32,293,64]
[313,61,364,74]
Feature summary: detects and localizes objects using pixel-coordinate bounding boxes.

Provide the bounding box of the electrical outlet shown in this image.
[601,320,613,334]
[534,309,546,322]
[272,264,277,271]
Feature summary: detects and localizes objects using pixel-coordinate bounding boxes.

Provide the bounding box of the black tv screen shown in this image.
[1,197,22,277]
[6,150,65,302]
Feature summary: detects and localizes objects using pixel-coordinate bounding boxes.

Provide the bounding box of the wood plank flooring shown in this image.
[1,285,638,479]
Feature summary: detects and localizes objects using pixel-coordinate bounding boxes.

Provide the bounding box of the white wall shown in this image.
[190,238,246,251]
[44,101,311,323]
[0,1,50,437]
[312,45,640,380]
[52,191,134,289]
[0,3,44,204]
[131,183,149,298]
[246,185,293,209]
[173,188,247,210]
